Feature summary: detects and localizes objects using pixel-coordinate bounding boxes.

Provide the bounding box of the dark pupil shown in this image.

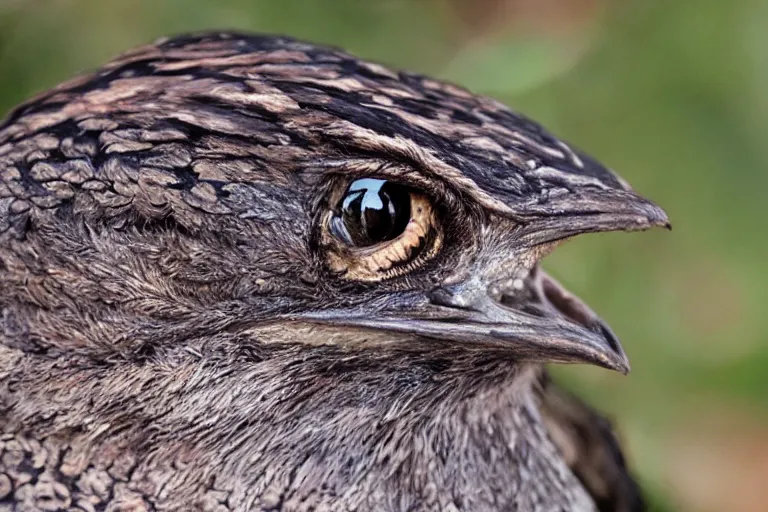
[339,178,411,246]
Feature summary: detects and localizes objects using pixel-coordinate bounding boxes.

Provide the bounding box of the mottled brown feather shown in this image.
[0,32,650,511]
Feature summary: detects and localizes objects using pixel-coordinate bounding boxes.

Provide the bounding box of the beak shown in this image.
[514,187,670,246]
[424,267,630,373]
[296,266,630,373]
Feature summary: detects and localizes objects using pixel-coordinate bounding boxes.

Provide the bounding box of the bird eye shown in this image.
[331,179,411,247]
[322,178,443,281]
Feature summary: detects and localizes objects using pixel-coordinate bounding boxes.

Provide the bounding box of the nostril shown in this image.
[427,286,473,310]
[427,287,457,307]
[427,281,493,312]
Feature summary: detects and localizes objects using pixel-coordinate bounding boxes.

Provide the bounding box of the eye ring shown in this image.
[322,178,443,281]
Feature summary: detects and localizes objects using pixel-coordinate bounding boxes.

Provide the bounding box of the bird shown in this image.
[0,32,668,511]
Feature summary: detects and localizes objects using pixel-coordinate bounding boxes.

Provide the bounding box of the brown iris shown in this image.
[323,178,442,281]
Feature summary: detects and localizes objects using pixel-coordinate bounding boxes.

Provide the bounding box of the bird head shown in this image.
[0,33,668,375]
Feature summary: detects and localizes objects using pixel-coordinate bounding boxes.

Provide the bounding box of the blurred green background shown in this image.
[1,0,765,510]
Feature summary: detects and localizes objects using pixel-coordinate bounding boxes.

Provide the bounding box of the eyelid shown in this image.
[323,160,437,192]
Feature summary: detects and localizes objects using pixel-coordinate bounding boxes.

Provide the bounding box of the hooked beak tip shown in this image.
[635,198,670,230]
[599,350,631,375]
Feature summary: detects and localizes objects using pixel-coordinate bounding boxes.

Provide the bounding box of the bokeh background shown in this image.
[1,0,765,510]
